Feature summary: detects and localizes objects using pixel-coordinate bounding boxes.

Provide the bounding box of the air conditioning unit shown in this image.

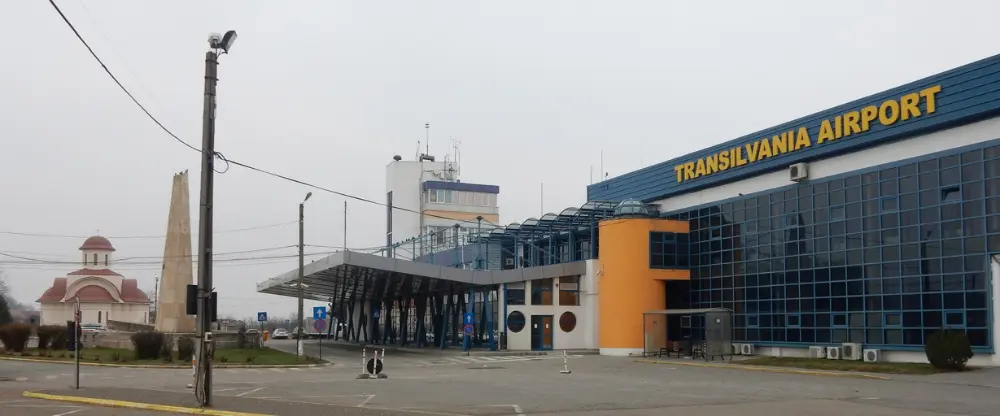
[863,349,882,363]
[826,346,843,360]
[808,346,826,359]
[740,344,755,356]
[731,343,741,355]
[789,163,809,182]
[841,343,862,361]
[504,258,515,266]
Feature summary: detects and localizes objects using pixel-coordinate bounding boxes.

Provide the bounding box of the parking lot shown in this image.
[3,342,1000,415]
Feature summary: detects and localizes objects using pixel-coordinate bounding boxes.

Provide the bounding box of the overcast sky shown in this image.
[2,0,998,319]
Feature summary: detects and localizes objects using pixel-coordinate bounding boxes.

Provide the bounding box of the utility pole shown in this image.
[152,274,159,324]
[344,200,348,251]
[297,192,312,358]
[195,30,237,408]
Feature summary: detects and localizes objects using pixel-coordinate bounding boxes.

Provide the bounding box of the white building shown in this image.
[385,152,500,260]
[37,236,152,326]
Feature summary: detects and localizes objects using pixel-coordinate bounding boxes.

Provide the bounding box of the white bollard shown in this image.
[560,350,572,374]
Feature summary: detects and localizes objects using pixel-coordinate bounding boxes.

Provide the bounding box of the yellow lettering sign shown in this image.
[674,85,942,183]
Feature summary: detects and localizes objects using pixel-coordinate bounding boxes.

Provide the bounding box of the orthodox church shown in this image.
[37,236,151,326]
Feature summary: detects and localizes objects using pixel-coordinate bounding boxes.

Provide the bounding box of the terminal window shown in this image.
[670,144,1000,350]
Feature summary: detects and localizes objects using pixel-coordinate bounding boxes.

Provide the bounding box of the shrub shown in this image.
[177,337,195,362]
[51,328,68,351]
[36,325,63,350]
[0,323,32,353]
[130,331,166,360]
[925,328,974,371]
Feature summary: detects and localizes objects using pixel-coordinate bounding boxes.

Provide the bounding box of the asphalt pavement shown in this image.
[3,343,1000,415]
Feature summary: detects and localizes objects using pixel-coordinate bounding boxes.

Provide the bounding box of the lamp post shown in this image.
[297,191,313,358]
[195,29,237,408]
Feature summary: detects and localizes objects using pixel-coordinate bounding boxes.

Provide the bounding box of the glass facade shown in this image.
[666,142,1000,351]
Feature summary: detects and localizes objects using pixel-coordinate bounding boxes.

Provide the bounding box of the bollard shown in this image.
[356,348,370,379]
[560,350,572,374]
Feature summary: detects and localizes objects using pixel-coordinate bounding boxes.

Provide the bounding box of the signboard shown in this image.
[313,306,327,320]
[374,308,381,319]
[464,312,474,325]
[464,324,474,335]
[257,312,268,322]
[366,357,384,375]
[313,318,327,333]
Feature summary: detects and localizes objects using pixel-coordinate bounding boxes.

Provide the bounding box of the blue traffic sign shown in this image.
[464,312,474,325]
[257,312,268,322]
[374,308,381,319]
[464,324,474,335]
[313,306,327,320]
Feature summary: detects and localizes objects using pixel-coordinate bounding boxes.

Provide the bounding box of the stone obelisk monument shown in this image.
[155,171,196,333]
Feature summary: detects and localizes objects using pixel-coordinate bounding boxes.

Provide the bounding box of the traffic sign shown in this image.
[366,357,384,375]
[313,306,327,320]
[374,308,381,319]
[257,312,268,322]
[464,312,474,325]
[464,324,474,335]
[313,318,327,333]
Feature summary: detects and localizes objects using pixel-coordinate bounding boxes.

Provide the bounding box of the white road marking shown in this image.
[52,408,85,416]
[236,387,266,397]
[357,394,375,407]
[477,404,525,415]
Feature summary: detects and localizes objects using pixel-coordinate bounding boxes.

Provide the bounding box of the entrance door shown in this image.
[531,315,554,350]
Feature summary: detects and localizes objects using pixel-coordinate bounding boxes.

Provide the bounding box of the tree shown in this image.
[0,269,12,325]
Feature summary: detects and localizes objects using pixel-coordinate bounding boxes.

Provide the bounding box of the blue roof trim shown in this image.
[588,53,1000,203]
[423,181,500,194]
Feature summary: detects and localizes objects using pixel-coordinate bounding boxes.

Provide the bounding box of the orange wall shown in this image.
[598,218,689,350]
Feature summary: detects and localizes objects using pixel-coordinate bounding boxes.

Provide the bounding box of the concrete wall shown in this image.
[501,260,599,351]
[41,302,149,327]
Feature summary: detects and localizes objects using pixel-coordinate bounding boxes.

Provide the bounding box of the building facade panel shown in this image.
[662,139,1000,353]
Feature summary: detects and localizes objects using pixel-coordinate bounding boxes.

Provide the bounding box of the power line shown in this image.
[47,1,502,231]
[0,250,340,266]
[47,0,201,154]
[0,221,296,240]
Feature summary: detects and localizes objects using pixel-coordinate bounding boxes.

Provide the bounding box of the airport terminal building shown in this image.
[259,53,1000,366]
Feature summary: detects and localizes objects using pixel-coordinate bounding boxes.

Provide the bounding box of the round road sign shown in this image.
[313,318,327,333]
[366,358,384,375]
[463,324,474,335]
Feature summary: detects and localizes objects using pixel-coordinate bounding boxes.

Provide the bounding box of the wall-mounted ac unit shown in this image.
[790,163,809,182]
[740,344,755,356]
[826,346,843,360]
[731,343,741,355]
[504,258,515,266]
[841,343,862,361]
[863,349,882,363]
[808,346,826,359]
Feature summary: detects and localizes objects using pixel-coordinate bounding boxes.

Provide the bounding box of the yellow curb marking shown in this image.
[634,359,892,380]
[0,356,328,369]
[23,391,272,416]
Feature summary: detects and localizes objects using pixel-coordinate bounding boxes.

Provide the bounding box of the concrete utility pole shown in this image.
[196,30,237,408]
[297,192,312,357]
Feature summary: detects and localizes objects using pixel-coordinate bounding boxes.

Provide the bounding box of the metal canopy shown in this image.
[476,200,619,242]
[257,250,589,300]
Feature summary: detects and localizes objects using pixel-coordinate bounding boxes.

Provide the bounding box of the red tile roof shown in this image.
[36,278,67,302]
[120,279,151,303]
[79,236,115,252]
[75,285,116,302]
[36,277,150,304]
[67,268,122,277]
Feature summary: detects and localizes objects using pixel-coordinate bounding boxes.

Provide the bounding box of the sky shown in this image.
[1,0,999,320]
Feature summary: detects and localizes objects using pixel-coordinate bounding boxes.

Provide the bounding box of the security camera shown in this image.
[208,33,222,46]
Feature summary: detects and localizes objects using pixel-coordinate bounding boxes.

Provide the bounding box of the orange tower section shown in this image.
[597,217,689,355]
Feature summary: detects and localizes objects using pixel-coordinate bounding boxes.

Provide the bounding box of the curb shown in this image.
[633,359,892,380]
[0,356,331,369]
[22,391,272,416]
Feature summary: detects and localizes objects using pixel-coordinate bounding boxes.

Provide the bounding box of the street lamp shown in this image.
[195,29,237,408]
[296,192,313,357]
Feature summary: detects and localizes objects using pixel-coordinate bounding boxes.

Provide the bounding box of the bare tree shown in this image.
[0,268,12,325]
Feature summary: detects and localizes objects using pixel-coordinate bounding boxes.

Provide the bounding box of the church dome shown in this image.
[79,235,115,252]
